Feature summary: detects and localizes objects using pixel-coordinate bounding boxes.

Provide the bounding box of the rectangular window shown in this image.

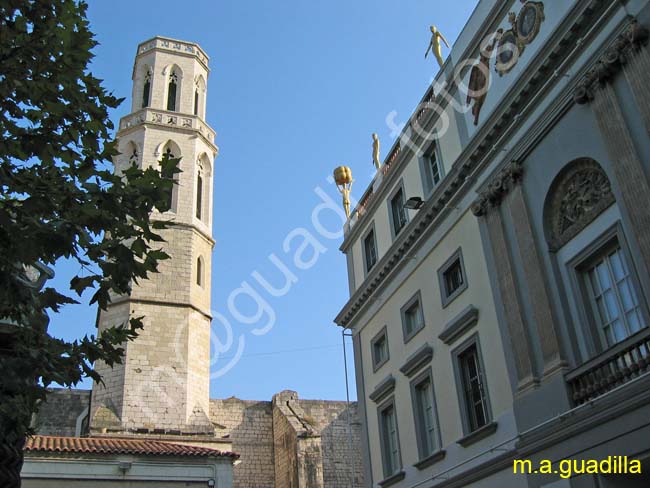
[583,245,647,347]
[438,249,468,308]
[413,374,438,459]
[444,260,464,296]
[428,152,442,187]
[390,187,408,237]
[379,401,401,478]
[458,343,490,432]
[364,229,378,273]
[401,293,424,342]
[420,145,444,195]
[371,328,389,371]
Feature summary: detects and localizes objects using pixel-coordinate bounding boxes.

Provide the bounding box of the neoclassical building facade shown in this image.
[335,1,650,487]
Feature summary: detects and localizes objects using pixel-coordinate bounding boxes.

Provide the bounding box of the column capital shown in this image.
[574,19,649,105]
[471,160,524,217]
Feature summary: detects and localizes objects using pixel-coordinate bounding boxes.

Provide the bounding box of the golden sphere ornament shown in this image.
[334,166,353,186]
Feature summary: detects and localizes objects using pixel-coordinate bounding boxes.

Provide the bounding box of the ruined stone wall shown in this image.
[298,400,364,488]
[33,389,90,437]
[271,399,298,488]
[210,398,275,488]
[36,390,363,488]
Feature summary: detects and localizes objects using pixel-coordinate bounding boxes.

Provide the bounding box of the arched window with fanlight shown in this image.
[544,158,648,352]
[167,69,178,111]
[196,256,204,287]
[141,69,151,108]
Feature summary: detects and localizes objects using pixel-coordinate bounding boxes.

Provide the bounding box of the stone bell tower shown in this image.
[90,37,217,434]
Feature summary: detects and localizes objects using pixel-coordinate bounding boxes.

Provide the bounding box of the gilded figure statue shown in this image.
[334,166,354,219]
[425,25,450,69]
[372,133,381,170]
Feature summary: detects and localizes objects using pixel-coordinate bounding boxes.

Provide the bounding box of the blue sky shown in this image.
[48,0,477,401]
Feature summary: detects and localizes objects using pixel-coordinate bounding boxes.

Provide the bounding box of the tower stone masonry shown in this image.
[28,36,364,488]
[90,36,217,433]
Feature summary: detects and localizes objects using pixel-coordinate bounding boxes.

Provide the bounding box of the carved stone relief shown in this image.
[544,158,615,251]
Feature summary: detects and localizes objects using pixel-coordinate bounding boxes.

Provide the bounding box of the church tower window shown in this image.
[196,256,204,287]
[142,70,151,108]
[196,172,203,220]
[162,146,176,211]
[129,146,138,166]
[167,69,178,111]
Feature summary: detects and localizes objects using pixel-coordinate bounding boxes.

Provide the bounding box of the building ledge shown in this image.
[438,306,479,345]
[457,422,498,448]
[378,470,406,487]
[399,343,433,378]
[369,375,396,404]
[413,450,446,470]
[118,108,217,149]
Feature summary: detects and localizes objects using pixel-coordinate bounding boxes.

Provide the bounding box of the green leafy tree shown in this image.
[0,1,179,485]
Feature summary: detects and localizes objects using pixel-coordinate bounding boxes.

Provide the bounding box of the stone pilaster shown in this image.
[473,163,538,391]
[574,19,650,278]
[598,20,650,132]
[507,184,566,377]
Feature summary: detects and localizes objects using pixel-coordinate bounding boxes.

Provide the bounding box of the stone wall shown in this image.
[299,400,364,488]
[269,391,363,488]
[272,395,299,488]
[210,398,275,488]
[35,390,363,488]
[33,389,90,437]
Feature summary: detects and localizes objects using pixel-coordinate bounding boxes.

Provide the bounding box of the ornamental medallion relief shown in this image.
[545,159,616,251]
[496,1,545,76]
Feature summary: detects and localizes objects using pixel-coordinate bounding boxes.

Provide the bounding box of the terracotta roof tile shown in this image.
[24,435,239,459]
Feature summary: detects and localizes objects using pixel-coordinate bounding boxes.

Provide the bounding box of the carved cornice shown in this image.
[471,161,523,217]
[574,20,649,105]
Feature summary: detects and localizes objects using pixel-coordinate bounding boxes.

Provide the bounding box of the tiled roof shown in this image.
[24,435,239,459]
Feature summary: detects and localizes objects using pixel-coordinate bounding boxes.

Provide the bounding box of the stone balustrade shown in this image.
[119,108,216,143]
[566,328,650,406]
[137,37,209,67]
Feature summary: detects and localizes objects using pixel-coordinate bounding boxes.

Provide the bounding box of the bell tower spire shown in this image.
[90,37,217,433]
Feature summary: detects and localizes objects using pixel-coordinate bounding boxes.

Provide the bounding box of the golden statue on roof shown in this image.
[372,133,381,170]
[425,25,450,69]
[334,166,354,219]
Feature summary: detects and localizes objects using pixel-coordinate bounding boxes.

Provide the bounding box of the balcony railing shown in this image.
[566,327,650,406]
[118,108,216,143]
[415,87,435,122]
